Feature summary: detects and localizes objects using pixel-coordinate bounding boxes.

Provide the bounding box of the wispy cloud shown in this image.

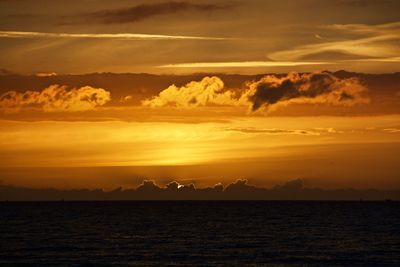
[158,61,330,68]
[383,128,400,133]
[270,35,398,60]
[0,30,227,40]
[269,22,400,62]
[334,0,394,8]
[323,21,400,34]
[225,127,323,136]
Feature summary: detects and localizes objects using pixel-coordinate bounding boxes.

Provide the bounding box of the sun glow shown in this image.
[1,115,398,169]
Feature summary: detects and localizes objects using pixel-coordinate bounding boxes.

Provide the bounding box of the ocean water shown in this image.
[1,201,399,266]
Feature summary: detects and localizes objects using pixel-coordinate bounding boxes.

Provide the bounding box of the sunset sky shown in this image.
[0,0,399,191]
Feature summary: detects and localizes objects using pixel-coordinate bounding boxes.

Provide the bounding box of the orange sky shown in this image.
[0,1,399,190]
[0,0,399,74]
[0,113,399,189]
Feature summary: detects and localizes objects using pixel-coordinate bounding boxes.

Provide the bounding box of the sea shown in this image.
[1,201,399,266]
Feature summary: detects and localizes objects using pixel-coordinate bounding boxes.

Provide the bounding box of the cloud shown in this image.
[158,61,329,68]
[314,34,323,39]
[224,178,258,193]
[142,72,370,112]
[0,30,226,41]
[383,128,400,133]
[88,1,231,24]
[166,181,183,190]
[245,72,370,112]
[269,22,400,62]
[225,127,324,136]
[35,72,57,77]
[2,178,400,200]
[136,180,163,193]
[274,178,304,190]
[270,35,398,61]
[142,76,240,108]
[324,21,400,34]
[120,95,133,103]
[0,68,15,75]
[334,0,394,8]
[298,51,370,61]
[0,85,111,112]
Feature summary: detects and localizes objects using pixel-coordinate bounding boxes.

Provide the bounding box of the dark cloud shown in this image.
[1,179,399,201]
[0,69,15,76]
[246,72,370,112]
[136,180,162,193]
[274,178,304,190]
[89,1,232,24]
[334,0,393,7]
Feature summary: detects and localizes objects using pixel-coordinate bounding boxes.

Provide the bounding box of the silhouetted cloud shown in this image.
[0,85,111,112]
[1,178,399,201]
[274,179,304,190]
[224,179,259,194]
[88,1,232,24]
[136,180,163,194]
[166,181,182,191]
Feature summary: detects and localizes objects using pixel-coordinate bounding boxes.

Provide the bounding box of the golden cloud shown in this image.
[0,85,111,113]
[142,72,369,113]
[142,76,241,108]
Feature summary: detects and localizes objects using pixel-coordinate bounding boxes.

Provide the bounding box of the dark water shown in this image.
[1,201,399,266]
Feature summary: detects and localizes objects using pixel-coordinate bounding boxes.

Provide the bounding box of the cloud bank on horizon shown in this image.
[2,178,400,201]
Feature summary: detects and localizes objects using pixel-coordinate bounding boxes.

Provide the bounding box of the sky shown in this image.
[0,0,399,192]
[0,0,399,74]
